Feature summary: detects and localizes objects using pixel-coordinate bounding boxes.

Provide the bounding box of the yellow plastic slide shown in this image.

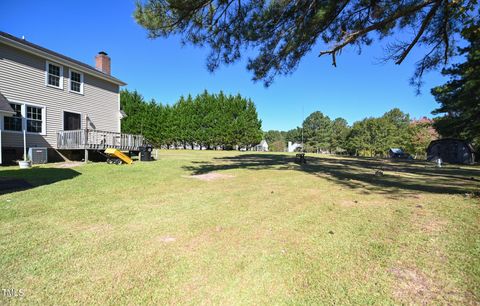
[104,148,133,164]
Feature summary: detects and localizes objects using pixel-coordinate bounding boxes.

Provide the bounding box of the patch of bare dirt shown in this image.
[413,207,448,234]
[419,219,448,234]
[390,267,436,304]
[184,172,234,181]
[51,161,84,168]
[390,265,466,304]
[157,236,176,243]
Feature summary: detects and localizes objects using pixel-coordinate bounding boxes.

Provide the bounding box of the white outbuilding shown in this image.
[253,140,269,152]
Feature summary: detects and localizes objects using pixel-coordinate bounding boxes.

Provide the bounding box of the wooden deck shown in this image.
[57,129,144,151]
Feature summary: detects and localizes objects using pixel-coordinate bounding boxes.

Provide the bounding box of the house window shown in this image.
[46,62,63,88]
[26,105,43,133]
[4,103,22,131]
[69,70,83,94]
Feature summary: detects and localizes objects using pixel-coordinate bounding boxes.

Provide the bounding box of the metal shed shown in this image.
[426,138,475,165]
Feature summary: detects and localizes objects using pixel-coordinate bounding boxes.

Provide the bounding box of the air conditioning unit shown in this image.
[28,147,48,164]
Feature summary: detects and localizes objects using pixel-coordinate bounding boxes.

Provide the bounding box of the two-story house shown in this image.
[0,31,143,165]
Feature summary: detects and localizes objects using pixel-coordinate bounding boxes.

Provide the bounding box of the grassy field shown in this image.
[0,150,479,304]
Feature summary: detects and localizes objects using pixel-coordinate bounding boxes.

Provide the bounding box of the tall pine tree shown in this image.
[431,21,480,147]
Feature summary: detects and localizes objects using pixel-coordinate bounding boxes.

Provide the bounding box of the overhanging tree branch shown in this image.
[395,0,441,65]
[135,0,475,88]
[319,0,437,65]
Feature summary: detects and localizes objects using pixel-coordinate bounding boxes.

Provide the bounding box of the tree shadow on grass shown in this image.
[183,153,480,195]
[0,167,81,195]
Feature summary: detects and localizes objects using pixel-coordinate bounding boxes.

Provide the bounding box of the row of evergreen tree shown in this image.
[265,108,438,157]
[122,86,437,156]
[120,90,263,149]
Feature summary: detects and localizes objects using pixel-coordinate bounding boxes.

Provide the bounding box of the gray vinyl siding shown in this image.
[0,43,120,149]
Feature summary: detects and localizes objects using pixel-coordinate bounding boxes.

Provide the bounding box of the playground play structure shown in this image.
[104,148,134,165]
[101,144,154,165]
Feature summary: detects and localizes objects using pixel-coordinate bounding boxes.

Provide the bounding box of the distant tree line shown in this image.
[121,90,262,149]
[264,108,438,158]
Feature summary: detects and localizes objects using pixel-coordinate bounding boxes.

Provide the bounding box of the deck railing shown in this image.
[57,129,144,151]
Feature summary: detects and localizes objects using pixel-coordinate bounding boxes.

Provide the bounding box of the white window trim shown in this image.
[62,110,82,130]
[2,99,47,136]
[45,60,64,90]
[68,69,84,95]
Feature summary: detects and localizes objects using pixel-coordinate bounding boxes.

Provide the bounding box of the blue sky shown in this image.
[0,0,453,131]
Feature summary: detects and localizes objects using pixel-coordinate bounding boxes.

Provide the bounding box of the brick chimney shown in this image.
[95,51,111,75]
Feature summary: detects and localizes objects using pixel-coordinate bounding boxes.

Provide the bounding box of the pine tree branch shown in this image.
[319,0,437,63]
[442,0,450,64]
[395,0,441,65]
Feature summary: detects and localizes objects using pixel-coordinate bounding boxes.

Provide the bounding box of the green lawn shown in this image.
[1,150,479,304]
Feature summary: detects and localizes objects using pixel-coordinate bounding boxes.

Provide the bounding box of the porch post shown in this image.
[84,128,89,163]
[84,114,89,163]
[23,126,27,161]
[0,129,2,165]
